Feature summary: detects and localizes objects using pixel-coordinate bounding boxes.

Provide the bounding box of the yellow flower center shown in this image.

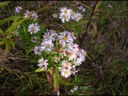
[64,71,68,74]
[63,36,67,41]
[41,61,44,64]
[63,15,67,19]
[46,35,50,39]
[31,27,35,31]
[66,62,70,66]
[64,10,68,14]
[46,44,50,48]
[71,11,74,16]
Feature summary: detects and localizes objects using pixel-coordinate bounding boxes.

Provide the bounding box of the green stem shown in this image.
[53,67,59,94]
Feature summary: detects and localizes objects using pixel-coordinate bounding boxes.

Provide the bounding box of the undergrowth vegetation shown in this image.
[0,1,128,95]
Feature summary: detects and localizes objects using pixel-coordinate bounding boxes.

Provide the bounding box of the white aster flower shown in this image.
[52,13,58,18]
[65,50,77,61]
[59,40,66,48]
[58,31,74,47]
[58,7,83,22]
[40,40,54,52]
[66,31,76,40]
[28,23,40,34]
[61,69,71,78]
[50,30,58,40]
[75,56,82,66]
[60,7,70,15]
[68,44,79,53]
[74,13,83,22]
[59,7,71,23]
[33,46,42,55]
[15,6,22,13]
[43,32,53,41]
[59,13,70,23]
[68,9,75,20]
[60,60,72,70]
[74,49,86,66]
[37,58,48,71]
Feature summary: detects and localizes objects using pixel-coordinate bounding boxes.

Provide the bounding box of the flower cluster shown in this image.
[14,6,38,20]
[59,7,83,23]
[14,6,39,42]
[34,30,87,78]
[37,58,48,71]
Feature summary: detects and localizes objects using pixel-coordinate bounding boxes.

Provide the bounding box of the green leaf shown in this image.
[58,77,74,86]
[26,46,33,55]
[95,1,103,11]
[0,40,4,46]
[0,16,22,25]
[0,1,10,7]
[11,41,15,48]
[35,68,43,72]
[5,40,11,54]
[6,18,29,34]
[0,29,3,34]
[4,38,15,54]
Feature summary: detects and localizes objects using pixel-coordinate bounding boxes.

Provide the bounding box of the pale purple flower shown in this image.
[24,10,38,19]
[59,13,70,23]
[37,58,48,71]
[61,69,72,78]
[28,23,40,34]
[74,13,83,22]
[15,6,22,13]
[33,46,42,55]
[78,5,86,12]
[73,86,78,91]
[40,40,54,52]
[52,13,58,18]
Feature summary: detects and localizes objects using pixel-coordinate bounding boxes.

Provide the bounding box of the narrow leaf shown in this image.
[0,16,21,25]
[0,40,4,46]
[58,77,74,86]
[6,18,28,34]
[35,68,43,72]
[0,1,10,7]
[95,1,103,11]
